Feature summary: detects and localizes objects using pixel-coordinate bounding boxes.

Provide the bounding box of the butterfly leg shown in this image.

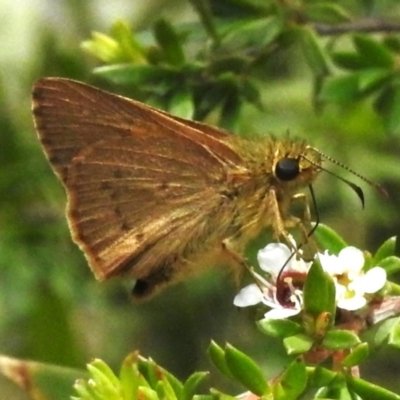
[289,192,319,260]
[269,189,317,260]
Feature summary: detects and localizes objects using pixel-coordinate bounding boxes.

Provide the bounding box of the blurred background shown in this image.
[1,0,400,398]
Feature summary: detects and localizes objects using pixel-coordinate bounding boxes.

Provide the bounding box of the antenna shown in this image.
[307,146,388,198]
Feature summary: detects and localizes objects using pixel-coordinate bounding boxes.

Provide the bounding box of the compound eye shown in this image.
[275,157,300,181]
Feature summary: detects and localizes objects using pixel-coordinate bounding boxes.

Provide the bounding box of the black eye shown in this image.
[275,157,300,181]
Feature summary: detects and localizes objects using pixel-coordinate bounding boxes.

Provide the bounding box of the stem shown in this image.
[314,18,400,36]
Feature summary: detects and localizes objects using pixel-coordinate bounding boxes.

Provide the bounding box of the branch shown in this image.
[314,18,400,36]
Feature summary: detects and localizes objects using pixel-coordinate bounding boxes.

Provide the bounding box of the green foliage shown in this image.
[72,353,209,400]
[303,258,336,324]
[2,0,400,398]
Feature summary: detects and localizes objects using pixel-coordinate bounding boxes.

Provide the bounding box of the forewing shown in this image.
[32,78,242,279]
[32,78,242,182]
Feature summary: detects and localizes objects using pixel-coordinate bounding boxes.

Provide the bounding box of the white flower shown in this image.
[234,243,312,320]
[318,246,387,311]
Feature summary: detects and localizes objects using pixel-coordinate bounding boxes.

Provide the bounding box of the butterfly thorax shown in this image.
[221,135,322,244]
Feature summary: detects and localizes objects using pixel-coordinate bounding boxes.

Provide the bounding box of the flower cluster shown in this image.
[234,243,387,320]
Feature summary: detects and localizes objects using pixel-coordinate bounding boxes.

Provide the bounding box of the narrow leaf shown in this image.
[153,19,185,66]
[353,34,395,69]
[297,26,330,77]
[322,330,361,350]
[207,341,234,380]
[313,223,347,255]
[183,372,209,400]
[273,359,307,400]
[341,343,369,367]
[373,237,397,265]
[303,258,336,320]
[224,344,270,396]
[283,334,313,355]
[348,376,400,400]
[0,355,86,400]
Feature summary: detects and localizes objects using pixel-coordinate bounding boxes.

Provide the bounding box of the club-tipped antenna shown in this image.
[307,146,388,198]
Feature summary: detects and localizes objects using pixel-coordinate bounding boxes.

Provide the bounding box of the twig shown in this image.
[314,18,400,36]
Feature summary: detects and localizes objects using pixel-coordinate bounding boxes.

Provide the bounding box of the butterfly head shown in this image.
[272,140,322,189]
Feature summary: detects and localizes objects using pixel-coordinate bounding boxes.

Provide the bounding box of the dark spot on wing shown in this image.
[131,261,174,299]
[40,137,52,146]
[121,221,132,231]
[114,169,123,179]
[101,181,112,190]
[135,233,144,242]
[158,181,169,190]
[114,206,123,218]
[49,155,61,164]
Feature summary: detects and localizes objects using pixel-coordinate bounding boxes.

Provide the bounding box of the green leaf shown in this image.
[297,26,330,77]
[81,32,124,63]
[208,389,238,400]
[322,330,361,351]
[321,374,349,398]
[193,81,231,121]
[353,34,395,69]
[257,318,302,338]
[158,374,178,400]
[137,357,163,390]
[273,359,307,400]
[208,0,270,19]
[89,359,120,388]
[207,341,234,380]
[303,258,336,321]
[188,0,220,43]
[373,237,397,265]
[357,69,389,93]
[0,355,86,400]
[153,19,185,67]
[220,17,282,51]
[347,376,400,400]
[377,255,400,275]
[283,334,313,355]
[220,89,241,130]
[331,51,366,70]
[94,64,177,86]
[193,396,214,400]
[110,20,147,63]
[138,386,159,400]
[159,367,183,398]
[313,223,347,255]
[308,366,337,388]
[384,35,400,54]
[388,318,400,348]
[168,89,194,119]
[375,317,400,346]
[319,75,360,103]
[119,353,140,400]
[208,56,248,75]
[241,79,263,110]
[341,343,369,367]
[304,3,351,24]
[182,372,209,400]
[375,85,400,135]
[224,344,270,396]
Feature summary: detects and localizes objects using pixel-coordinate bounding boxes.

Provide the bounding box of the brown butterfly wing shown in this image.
[32,78,243,289]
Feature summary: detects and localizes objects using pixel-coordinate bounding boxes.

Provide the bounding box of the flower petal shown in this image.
[338,296,367,311]
[263,307,301,320]
[257,243,291,275]
[318,251,340,275]
[233,284,263,307]
[362,267,387,293]
[339,246,364,274]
